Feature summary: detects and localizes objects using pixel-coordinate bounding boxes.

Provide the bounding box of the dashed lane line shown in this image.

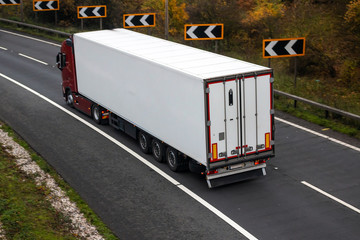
[18,53,48,65]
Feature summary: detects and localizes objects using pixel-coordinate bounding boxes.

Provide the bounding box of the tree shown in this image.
[241,0,285,38]
[141,0,189,36]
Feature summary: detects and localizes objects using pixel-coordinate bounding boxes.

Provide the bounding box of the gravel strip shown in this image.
[0,127,104,240]
[0,221,6,240]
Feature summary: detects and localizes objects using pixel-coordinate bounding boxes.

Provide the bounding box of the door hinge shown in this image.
[270,109,275,115]
[205,88,210,94]
[207,121,211,126]
[270,77,274,83]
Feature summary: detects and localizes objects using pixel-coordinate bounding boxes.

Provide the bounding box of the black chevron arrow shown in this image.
[263,38,305,58]
[0,0,21,5]
[124,14,155,27]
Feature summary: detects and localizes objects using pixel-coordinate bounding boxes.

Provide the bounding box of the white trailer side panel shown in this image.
[73,33,208,164]
[72,29,271,166]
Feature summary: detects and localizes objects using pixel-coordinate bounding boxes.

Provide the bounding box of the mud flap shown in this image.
[206,166,266,188]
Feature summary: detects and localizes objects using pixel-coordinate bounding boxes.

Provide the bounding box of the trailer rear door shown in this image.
[207,73,273,163]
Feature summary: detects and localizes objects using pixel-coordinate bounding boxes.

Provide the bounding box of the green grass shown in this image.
[275,95,360,139]
[0,122,118,240]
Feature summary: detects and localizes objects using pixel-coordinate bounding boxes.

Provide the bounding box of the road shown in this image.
[1,28,359,240]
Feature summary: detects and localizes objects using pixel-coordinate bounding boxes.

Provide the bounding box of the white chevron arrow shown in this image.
[125,15,135,26]
[35,1,42,10]
[205,25,216,38]
[265,41,278,56]
[187,26,198,39]
[79,7,87,17]
[46,1,54,9]
[0,0,6,4]
[285,39,297,55]
[92,7,101,17]
[10,0,16,3]
[140,15,149,26]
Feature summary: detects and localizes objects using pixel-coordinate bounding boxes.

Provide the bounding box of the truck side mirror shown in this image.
[56,52,66,70]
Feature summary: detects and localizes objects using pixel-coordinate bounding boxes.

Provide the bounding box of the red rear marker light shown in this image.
[254,159,266,165]
[207,170,218,175]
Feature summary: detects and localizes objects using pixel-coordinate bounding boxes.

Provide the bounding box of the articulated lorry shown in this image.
[56,28,275,188]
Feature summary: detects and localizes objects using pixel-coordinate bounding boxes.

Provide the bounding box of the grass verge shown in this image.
[0,122,118,240]
[275,95,360,140]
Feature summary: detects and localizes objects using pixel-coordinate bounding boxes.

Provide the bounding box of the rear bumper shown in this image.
[206,164,266,188]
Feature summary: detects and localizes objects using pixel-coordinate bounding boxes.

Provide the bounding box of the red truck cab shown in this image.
[56,37,108,122]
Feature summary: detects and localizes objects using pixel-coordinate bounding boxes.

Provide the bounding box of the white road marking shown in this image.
[0,29,61,47]
[3,28,360,238]
[301,181,360,214]
[0,72,258,240]
[0,46,7,50]
[275,117,360,153]
[18,53,48,65]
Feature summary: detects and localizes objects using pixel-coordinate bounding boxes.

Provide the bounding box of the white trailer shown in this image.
[58,28,275,187]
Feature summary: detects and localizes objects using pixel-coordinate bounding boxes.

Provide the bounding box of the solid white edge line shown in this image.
[275,117,360,153]
[301,181,360,214]
[0,29,61,47]
[0,72,257,240]
[0,46,8,50]
[178,185,258,240]
[18,53,48,65]
[3,28,360,154]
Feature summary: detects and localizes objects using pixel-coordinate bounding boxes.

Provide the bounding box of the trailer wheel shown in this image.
[91,105,107,124]
[65,90,74,108]
[166,147,188,172]
[151,139,165,162]
[138,131,151,154]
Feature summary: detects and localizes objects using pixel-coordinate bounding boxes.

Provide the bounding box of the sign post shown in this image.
[33,0,59,25]
[184,24,224,53]
[263,37,306,107]
[77,5,107,30]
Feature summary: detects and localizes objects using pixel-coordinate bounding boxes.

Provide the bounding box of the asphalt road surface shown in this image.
[1,28,359,240]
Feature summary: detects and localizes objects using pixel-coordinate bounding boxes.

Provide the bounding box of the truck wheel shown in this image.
[92,105,102,124]
[166,147,188,172]
[138,131,151,154]
[66,90,74,108]
[151,139,165,162]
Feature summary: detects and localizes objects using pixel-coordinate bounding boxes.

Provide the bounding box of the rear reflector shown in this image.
[212,143,218,160]
[265,132,270,149]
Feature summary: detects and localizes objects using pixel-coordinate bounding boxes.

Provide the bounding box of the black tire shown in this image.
[166,147,188,172]
[65,90,74,108]
[151,139,165,162]
[138,131,151,154]
[92,105,102,124]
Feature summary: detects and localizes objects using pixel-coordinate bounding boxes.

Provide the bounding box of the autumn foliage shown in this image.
[0,0,359,88]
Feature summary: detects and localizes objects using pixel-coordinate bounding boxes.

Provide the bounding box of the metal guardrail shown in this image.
[1,18,360,123]
[0,18,69,37]
[275,90,360,122]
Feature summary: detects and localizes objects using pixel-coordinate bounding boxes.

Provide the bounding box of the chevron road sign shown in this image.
[124,13,156,28]
[0,0,20,5]
[33,0,59,11]
[263,38,305,58]
[77,5,107,19]
[184,24,224,40]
